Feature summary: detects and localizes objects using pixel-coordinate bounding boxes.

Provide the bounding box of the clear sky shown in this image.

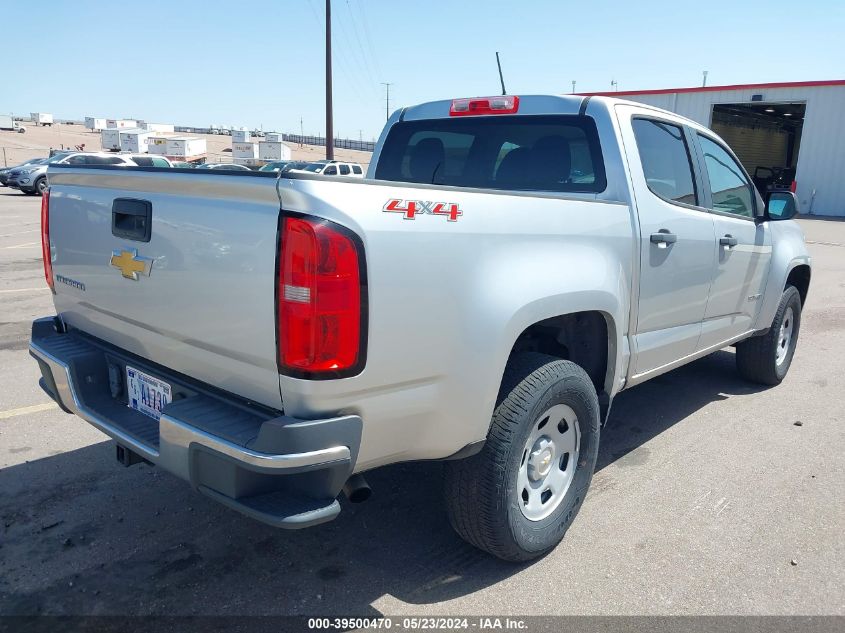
[3,0,842,140]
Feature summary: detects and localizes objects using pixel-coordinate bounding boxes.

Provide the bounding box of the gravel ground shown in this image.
[0,189,842,617]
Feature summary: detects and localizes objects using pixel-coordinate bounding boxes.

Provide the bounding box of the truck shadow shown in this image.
[0,350,769,616]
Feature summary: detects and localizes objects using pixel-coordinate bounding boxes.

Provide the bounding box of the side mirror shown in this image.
[764,191,799,221]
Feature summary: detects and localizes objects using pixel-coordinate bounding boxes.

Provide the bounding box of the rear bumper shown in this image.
[29,317,362,529]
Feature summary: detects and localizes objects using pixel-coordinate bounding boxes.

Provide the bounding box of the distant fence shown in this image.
[281,134,375,153]
[171,127,376,153]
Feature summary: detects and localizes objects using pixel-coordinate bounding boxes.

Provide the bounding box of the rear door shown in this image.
[616,107,717,377]
[691,132,771,348]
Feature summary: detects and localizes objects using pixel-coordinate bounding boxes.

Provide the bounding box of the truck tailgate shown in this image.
[46,167,283,409]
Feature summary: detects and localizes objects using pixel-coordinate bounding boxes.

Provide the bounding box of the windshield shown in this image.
[303,163,324,173]
[375,115,606,193]
[259,161,287,172]
[46,153,72,164]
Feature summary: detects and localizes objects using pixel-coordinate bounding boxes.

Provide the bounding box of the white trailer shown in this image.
[30,112,53,126]
[106,119,137,129]
[233,157,262,167]
[265,132,283,143]
[147,136,173,155]
[142,123,175,133]
[100,128,123,151]
[258,141,291,161]
[120,129,156,153]
[165,137,207,158]
[231,129,251,143]
[85,117,108,131]
[232,142,258,159]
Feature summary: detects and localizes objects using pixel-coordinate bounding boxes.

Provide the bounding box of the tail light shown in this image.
[278,215,365,377]
[40,188,54,291]
[450,95,520,116]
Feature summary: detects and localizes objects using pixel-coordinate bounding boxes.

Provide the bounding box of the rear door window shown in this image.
[631,118,698,206]
[375,115,605,193]
[339,164,351,175]
[323,166,337,175]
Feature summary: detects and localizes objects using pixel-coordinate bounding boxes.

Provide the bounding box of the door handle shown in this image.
[112,198,152,242]
[719,234,738,249]
[650,230,677,249]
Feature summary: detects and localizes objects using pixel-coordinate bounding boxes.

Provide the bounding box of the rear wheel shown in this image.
[444,353,600,561]
[736,285,802,385]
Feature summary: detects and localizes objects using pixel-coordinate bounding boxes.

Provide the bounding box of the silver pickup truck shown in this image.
[30,95,811,561]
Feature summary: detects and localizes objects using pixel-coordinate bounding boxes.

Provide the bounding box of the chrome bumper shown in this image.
[29,317,362,528]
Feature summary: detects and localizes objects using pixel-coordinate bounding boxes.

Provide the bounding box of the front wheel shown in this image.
[444,353,600,561]
[736,285,802,385]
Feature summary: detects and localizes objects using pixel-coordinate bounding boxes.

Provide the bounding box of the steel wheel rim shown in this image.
[776,306,794,366]
[516,403,580,521]
[37,179,47,194]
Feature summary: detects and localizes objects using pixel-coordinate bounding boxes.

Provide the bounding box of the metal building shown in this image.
[587,80,845,216]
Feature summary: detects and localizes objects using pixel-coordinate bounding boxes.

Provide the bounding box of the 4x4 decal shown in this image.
[383,198,463,222]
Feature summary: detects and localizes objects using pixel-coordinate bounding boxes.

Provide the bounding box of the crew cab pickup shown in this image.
[30,95,811,561]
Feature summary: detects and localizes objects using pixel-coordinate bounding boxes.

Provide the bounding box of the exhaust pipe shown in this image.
[342,473,372,503]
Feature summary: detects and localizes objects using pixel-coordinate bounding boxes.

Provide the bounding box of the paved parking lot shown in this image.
[0,188,843,616]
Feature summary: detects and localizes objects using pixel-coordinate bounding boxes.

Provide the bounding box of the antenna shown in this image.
[611,80,618,91]
[495,52,507,95]
[571,80,576,94]
[702,70,708,87]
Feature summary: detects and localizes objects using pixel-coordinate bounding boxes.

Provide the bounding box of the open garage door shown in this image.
[711,102,805,195]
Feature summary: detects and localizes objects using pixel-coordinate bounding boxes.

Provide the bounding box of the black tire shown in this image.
[444,353,600,562]
[34,177,47,195]
[736,285,802,385]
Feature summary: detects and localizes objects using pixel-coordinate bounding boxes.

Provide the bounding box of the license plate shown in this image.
[126,365,172,421]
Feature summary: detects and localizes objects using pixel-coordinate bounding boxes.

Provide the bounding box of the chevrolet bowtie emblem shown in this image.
[110,248,153,280]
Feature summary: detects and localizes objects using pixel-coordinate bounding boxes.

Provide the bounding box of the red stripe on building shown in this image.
[581,79,845,97]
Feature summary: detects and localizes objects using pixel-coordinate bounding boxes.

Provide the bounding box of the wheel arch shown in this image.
[498,301,623,425]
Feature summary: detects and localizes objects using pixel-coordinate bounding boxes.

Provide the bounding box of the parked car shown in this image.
[195,163,252,171]
[30,94,810,561]
[258,160,309,173]
[120,154,174,168]
[7,152,136,194]
[170,161,195,169]
[291,160,364,177]
[1,157,45,186]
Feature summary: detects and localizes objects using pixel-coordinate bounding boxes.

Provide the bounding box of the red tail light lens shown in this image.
[41,189,54,290]
[278,216,364,376]
[450,95,520,116]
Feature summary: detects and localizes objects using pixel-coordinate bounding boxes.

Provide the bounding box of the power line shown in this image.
[354,0,383,80]
[346,0,381,84]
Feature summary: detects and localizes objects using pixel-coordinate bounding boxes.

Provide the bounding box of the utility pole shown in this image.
[611,80,618,91]
[495,52,507,95]
[325,0,334,160]
[702,70,708,87]
[571,80,576,94]
[300,117,304,146]
[381,82,392,121]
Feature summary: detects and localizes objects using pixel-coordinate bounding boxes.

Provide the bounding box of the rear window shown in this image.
[375,115,605,193]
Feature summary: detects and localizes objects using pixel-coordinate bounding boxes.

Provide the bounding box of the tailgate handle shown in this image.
[112,198,152,242]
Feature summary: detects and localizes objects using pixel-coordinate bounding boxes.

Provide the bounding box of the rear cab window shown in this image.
[375,115,606,193]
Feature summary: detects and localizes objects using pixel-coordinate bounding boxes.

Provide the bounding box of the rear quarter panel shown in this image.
[278,177,635,471]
